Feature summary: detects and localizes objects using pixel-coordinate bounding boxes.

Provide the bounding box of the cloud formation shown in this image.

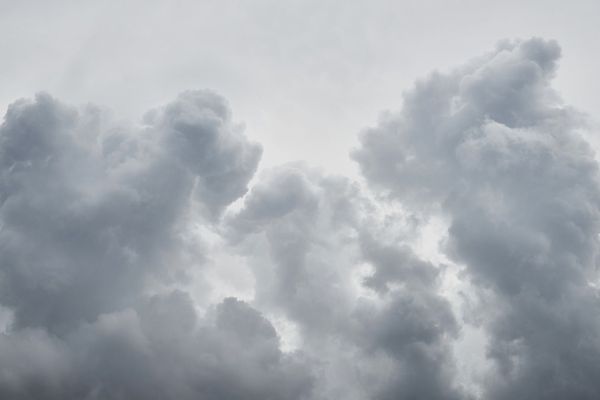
[225,163,464,399]
[354,38,600,399]
[1,38,600,399]
[0,91,304,400]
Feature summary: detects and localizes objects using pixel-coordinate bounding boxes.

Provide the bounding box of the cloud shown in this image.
[0,90,260,332]
[0,91,310,400]
[354,38,600,399]
[225,163,465,399]
[2,37,599,400]
[144,91,262,218]
[0,291,314,400]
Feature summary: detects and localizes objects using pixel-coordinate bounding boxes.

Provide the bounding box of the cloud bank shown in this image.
[1,38,600,399]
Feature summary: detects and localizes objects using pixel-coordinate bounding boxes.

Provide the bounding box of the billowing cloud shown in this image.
[2,37,599,400]
[225,163,465,399]
[354,38,600,399]
[0,291,313,400]
[0,91,310,400]
[0,90,261,332]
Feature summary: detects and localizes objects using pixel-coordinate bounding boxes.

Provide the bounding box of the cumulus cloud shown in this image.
[354,38,600,399]
[0,90,260,332]
[225,163,465,399]
[0,91,308,400]
[2,37,599,400]
[0,291,313,400]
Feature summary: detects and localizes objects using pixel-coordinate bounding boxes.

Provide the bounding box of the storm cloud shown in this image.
[2,37,600,400]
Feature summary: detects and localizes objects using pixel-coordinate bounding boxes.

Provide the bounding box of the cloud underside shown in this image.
[1,38,600,399]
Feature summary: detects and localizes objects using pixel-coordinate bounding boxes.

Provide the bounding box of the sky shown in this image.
[1,1,600,399]
[1,0,600,176]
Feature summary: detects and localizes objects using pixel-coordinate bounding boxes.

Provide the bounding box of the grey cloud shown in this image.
[225,164,360,333]
[354,38,600,399]
[352,38,569,205]
[3,36,597,400]
[359,233,439,293]
[352,291,460,400]
[145,90,262,218]
[0,91,259,333]
[353,230,463,400]
[0,91,311,400]
[0,293,313,400]
[226,163,466,399]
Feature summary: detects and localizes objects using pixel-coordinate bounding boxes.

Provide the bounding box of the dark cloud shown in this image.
[0,292,313,400]
[354,38,600,399]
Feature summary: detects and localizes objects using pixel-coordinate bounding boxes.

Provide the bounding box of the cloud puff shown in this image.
[0,91,311,400]
[144,91,262,218]
[354,38,600,399]
[0,91,260,332]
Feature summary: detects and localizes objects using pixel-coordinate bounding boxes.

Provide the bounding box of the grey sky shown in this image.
[1,0,599,176]
[2,2,600,399]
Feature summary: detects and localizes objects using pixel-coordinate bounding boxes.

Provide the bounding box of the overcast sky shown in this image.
[2,1,600,399]
[2,0,599,175]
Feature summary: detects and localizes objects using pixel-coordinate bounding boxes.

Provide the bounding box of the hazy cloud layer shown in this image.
[1,37,600,399]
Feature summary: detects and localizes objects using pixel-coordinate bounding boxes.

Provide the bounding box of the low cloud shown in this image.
[354,38,600,399]
[225,163,464,399]
[2,38,600,399]
[0,91,301,399]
